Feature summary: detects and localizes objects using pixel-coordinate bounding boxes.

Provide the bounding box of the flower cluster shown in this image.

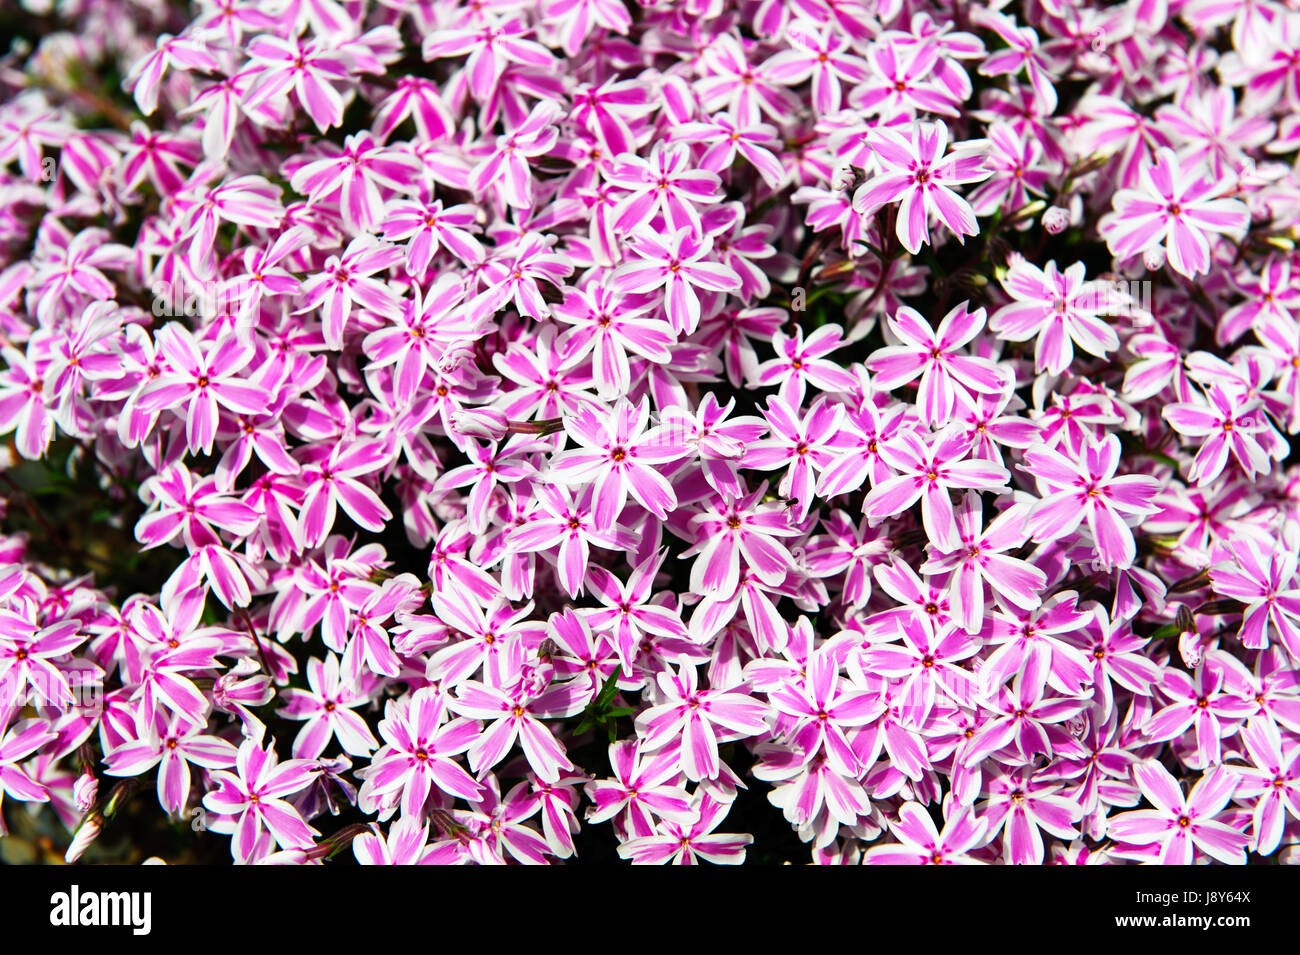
[0,0,1298,866]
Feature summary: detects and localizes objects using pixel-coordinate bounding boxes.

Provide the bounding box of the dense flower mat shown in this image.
[0,0,1298,865]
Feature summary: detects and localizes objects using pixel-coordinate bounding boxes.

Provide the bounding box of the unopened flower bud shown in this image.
[65,813,102,864]
[1178,628,1203,669]
[451,407,509,441]
[74,773,97,813]
[214,672,273,709]
[1042,206,1070,234]
[1143,244,1167,271]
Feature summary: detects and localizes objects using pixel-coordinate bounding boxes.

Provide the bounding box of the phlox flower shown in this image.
[863,800,988,865]
[636,661,769,781]
[616,793,752,865]
[353,818,438,865]
[104,711,238,815]
[368,687,483,817]
[585,738,694,839]
[852,122,990,255]
[1101,148,1250,278]
[550,397,689,527]
[1210,535,1300,655]
[1106,762,1249,865]
[990,258,1120,375]
[1020,434,1162,571]
[290,132,422,234]
[202,736,320,863]
[866,302,1008,427]
[610,226,742,335]
[863,426,1010,552]
[1232,718,1300,856]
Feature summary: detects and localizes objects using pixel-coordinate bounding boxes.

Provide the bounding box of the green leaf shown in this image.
[592,671,620,711]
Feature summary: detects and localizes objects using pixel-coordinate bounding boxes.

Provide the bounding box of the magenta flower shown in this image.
[467,231,574,323]
[610,226,742,335]
[127,32,224,111]
[1233,718,1300,855]
[990,258,1120,374]
[695,34,799,125]
[510,485,635,599]
[801,511,892,609]
[291,132,421,234]
[426,587,546,687]
[299,236,405,350]
[134,325,269,455]
[1210,537,1300,655]
[607,142,723,236]
[852,39,960,117]
[136,463,259,550]
[1162,384,1274,486]
[617,793,752,865]
[447,652,585,783]
[277,654,380,759]
[582,554,688,673]
[1020,434,1162,571]
[439,776,555,866]
[363,275,485,405]
[421,15,555,102]
[0,345,54,460]
[864,801,988,865]
[221,227,310,326]
[852,122,990,254]
[817,399,920,499]
[669,115,787,189]
[585,738,694,839]
[469,101,563,209]
[550,397,688,527]
[353,818,438,865]
[683,485,802,598]
[1142,660,1256,769]
[866,303,1009,427]
[175,169,284,275]
[381,198,484,278]
[980,593,1095,699]
[762,20,870,114]
[104,712,238,815]
[964,652,1090,767]
[1220,254,1300,345]
[659,394,769,500]
[767,649,882,776]
[552,283,674,400]
[493,326,600,421]
[299,439,393,547]
[863,427,1010,552]
[753,324,858,407]
[980,768,1082,865]
[368,687,483,817]
[0,717,55,821]
[743,396,845,522]
[972,8,1060,112]
[436,436,538,534]
[0,603,84,708]
[243,35,352,131]
[1107,762,1249,865]
[636,662,768,781]
[967,122,1050,217]
[1101,148,1250,278]
[202,737,320,862]
[919,493,1046,634]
